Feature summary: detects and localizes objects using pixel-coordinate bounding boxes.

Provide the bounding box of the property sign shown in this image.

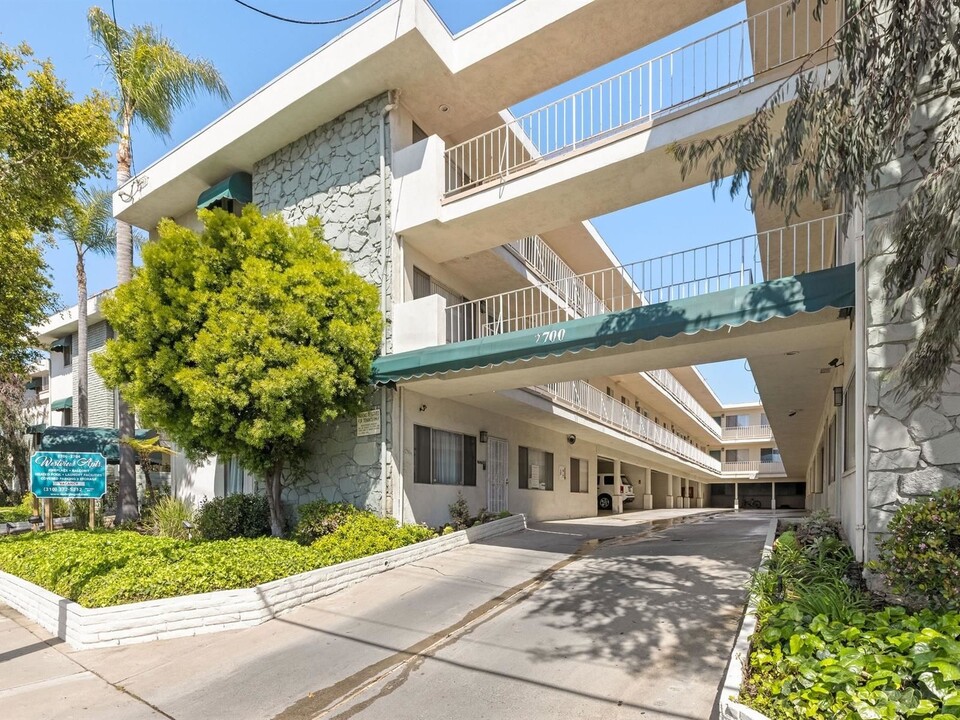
[356,409,381,437]
[30,452,107,499]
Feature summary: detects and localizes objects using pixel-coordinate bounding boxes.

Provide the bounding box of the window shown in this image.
[760,448,781,463]
[62,338,72,367]
[569,458,588,493]
[61,408,72,426]
[519,446,553,491]
[760,413,768,426]
[843,376,856,472]
[412,266,464,305]
[224,458,244,495]
[413,425,477,486]
[827,418,837,485]
[606,387,613,397]
[709,449,722,461]
[620,395,627,405]
[725,414,749,429]
[726,449,749,463]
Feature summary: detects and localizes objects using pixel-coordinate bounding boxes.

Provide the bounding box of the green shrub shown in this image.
[311,514,436,565]
[0,514,438,607]
[873,486,960,611]
[745,605,960,719]
[0,494,35,523]
[292,500,359,545]
[448,492,470,530]
[196,494,270,540]
[148,496,194,539]
[442,525,455,535]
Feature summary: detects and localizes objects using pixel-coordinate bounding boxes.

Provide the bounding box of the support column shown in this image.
[666,473,675,509]
[772,482,777,511]
[734,481,739,511]
[613,458,623,514]
[682,478,691,508]
[642,467,653,510]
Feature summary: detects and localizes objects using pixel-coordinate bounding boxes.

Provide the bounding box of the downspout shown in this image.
[379,92,398,518]
[854,214,868,562]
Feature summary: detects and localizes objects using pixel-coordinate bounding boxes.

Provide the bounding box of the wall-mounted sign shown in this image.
[30,452,107,499]
[356,409,381,437]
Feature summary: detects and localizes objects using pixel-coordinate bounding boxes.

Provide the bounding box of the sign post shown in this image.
[30,452,107,530]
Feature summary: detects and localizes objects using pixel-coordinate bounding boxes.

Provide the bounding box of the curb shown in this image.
[716,517,778,720]
[0,514,527,650]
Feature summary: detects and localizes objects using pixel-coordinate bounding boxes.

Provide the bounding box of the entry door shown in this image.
[487,437,509,514]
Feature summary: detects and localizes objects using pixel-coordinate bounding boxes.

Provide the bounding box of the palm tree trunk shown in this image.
[76,250,88,428]
[115,121,139,524]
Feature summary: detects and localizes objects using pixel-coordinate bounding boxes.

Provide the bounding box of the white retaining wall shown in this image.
[0,514,526,650]
[716,518,777,720]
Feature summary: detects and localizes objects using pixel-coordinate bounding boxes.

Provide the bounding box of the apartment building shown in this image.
[109,0,954,551]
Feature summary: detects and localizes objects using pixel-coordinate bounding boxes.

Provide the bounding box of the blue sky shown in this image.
[5,0,757,403]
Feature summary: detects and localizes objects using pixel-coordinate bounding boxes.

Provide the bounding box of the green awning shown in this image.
[197,171,253,209]
[373,264,856,385]
[39,427,157,464]
[49,337,69,351]
[24,379,41,391]
[51,397,73,411]
[26,423,47,434]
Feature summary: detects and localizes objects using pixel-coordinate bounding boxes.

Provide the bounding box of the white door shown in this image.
[487,437,509,514]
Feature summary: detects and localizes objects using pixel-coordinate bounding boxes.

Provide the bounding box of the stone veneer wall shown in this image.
[864,86,960,559]
[252,93,395,515]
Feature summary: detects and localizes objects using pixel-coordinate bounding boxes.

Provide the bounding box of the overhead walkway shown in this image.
[395,0,841,261]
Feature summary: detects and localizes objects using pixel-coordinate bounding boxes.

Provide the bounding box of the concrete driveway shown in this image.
[0,508,768,720]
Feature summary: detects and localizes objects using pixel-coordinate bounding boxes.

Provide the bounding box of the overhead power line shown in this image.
[231,0,388,25]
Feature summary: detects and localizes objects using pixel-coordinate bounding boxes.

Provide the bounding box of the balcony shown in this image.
[645,369,721,439]
[721,424,774,442]
[530,380,720,473]
[721,460,786,477]
[443,0,840,196]
[446,214,846,344]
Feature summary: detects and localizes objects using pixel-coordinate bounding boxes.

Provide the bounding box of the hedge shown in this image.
[0,514,435,607]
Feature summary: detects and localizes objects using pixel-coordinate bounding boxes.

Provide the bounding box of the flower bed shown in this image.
[0,514,435,608]
[741,509,960,719]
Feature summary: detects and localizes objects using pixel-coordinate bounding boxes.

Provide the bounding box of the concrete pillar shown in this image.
[696,482,704,508]
[613,458,623,514]
[666,473,675,509]
[734,481,739,511]
[772,481,777,511]
[642,467,653,510]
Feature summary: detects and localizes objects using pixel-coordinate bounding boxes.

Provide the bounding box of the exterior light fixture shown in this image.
[438,104,450,113]
[787,409,801,417]
[833,386,844,407]
[785,350,799,356]
[479,431,488,443]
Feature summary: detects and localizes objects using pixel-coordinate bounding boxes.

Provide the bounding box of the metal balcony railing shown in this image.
[504,235,607,317]
[531,380,721,473]
[721,460,786,475]
[444,0,841,195]
[721,425,774,441]
[445,214,847,343]
[645,369,721,438]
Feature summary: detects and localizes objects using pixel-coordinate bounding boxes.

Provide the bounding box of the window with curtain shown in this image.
[224,458,244,495]
[760,448,781,463]
[413,425,476,486]
[725,448,749,463]
[519,446,554,491]
[569,458,588,493]
[725,414,749,428]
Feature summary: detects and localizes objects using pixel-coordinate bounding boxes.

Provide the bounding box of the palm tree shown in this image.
[89,7,229,523]
[58,187,115,429]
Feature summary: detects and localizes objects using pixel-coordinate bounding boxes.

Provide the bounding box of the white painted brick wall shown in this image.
[0,514,526,650]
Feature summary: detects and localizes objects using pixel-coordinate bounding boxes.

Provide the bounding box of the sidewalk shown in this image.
[0,507,744,719]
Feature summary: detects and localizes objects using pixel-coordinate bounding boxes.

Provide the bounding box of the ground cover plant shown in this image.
[743,510,960,719]
[0,507,435,607]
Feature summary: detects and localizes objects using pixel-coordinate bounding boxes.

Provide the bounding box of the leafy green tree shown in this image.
[95,207,382,536]
[0,42,113,380]
[88,7,230,522]
[672,0,959,404]
[57,188,116,427]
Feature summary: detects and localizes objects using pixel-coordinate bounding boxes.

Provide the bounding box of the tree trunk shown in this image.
[115,119,139,524]
[266,464,285,537]
[76,250,88,428]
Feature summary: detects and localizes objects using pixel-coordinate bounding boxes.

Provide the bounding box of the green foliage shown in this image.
[94,206,382,535]
[292,500,359,545]
[0,494,35,523]
[448,492,470,530]
[0,515,436,607]
[310,514,436,566]
[442,525,455,536]
[873,487,960,611]
[746,606,960,720]
[148,496,194,539]
[496,510,512,520]
[195,494,270,541]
